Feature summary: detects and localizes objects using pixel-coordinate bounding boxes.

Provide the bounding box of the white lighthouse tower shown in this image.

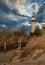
[31,16,36,33]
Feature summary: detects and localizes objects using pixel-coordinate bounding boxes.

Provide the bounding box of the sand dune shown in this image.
[0,30,45,65]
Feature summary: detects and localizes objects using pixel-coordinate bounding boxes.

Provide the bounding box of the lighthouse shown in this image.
[31,16,36,33]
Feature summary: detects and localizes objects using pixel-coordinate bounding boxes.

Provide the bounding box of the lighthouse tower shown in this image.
[31,16,36,33]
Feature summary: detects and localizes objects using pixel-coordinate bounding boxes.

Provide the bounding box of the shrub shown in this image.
[34,27,43,36]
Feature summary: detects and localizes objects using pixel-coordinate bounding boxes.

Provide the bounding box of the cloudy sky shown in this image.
[0,0,45,30]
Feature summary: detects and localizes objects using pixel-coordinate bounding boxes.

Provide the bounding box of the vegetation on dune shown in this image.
[0,27,45,50]
[0,27,44,44]
[0,28,45,63]
[34,27,43,36]
[0,30,27,43]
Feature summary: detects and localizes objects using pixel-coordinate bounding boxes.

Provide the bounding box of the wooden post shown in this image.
[20,40,21,49]
[4,42,6,52]
[18,40,21,50]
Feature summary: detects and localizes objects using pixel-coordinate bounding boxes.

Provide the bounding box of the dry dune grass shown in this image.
[0,30,28,46]
[27,34,45,49]
[0,30,45,65]
[18,34,45,62]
